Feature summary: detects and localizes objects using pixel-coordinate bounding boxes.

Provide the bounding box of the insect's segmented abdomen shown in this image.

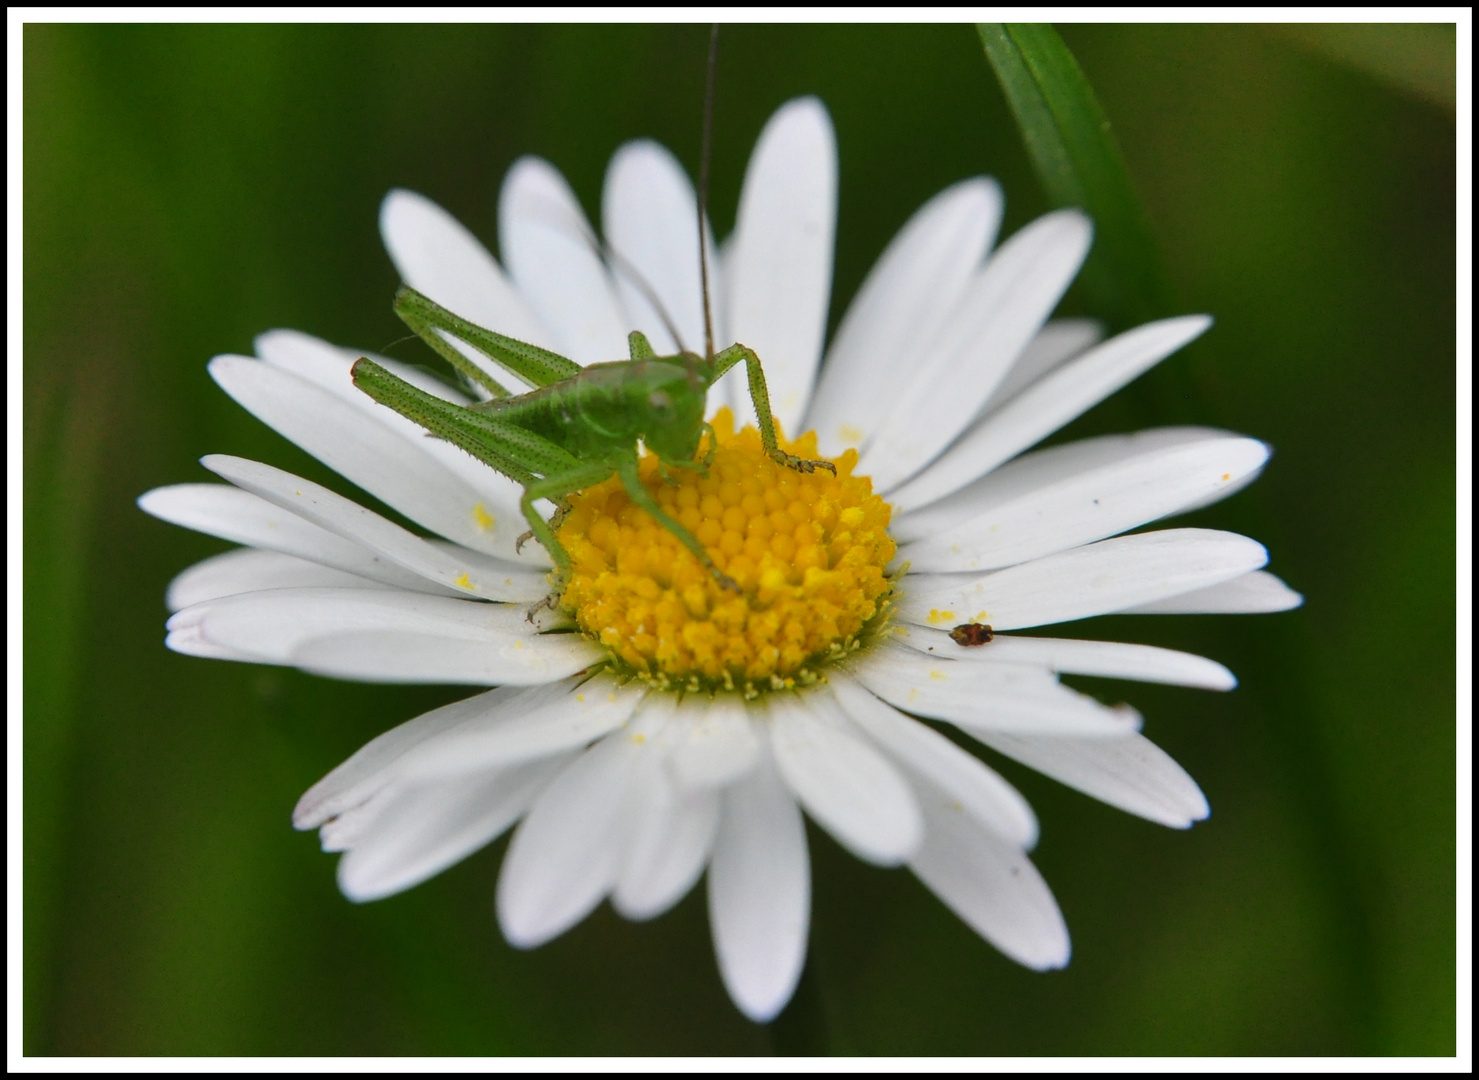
[478,380,572,441]
[473,360,666,458]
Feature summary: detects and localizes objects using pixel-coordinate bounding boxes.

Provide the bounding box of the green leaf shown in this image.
[978,23,1171,328]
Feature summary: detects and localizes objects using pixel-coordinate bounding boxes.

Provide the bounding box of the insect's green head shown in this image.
[636,361,708,464]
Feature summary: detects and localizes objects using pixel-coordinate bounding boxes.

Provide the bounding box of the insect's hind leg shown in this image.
[713,344,836,477]
[616,461,741,593]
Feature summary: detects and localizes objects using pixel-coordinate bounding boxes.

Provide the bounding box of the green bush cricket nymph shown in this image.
[349,292,834,593]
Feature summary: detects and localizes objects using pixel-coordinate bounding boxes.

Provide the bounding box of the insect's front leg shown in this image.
[699,422,718,470]
[616,460,740,593]
[712,344,836,477]
[655,423,718,482]
[519,465,616,579]
[657,455,708,486]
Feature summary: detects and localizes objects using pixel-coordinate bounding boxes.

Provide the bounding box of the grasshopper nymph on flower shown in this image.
[351,287,834,594]
[349,23,833,598]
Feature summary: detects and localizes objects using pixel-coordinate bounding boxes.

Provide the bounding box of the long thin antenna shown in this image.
[552,201,689,353]
[698,23,719,361]
[603,238,688,353]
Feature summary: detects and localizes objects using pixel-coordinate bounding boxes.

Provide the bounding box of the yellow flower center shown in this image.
[555,408,897,695]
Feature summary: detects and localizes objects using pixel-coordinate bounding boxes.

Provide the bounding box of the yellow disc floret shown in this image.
[556,409,896,694]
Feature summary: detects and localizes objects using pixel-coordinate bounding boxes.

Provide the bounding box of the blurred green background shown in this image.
[23,24,1456,1056]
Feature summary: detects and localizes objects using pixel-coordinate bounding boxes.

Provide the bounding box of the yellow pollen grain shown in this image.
[472,502,496,531]
[556,408,896,689]
[453,571,474,591]
[927,609,957,625]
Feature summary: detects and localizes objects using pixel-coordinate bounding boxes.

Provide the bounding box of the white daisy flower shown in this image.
[139,97,1302,1023]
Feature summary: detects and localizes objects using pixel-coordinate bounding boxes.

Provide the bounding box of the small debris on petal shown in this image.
[949,622,994,647]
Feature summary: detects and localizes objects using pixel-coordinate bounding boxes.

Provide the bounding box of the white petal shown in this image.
[893,426,1255,541]
[487,695,675,942]
[208,355,524,559]
[894,430,1270,572]
[164,616,266,663]
[335,755,569,902]
[1121,569,1304,613]
[389,674,646,785]
[499,156,628,366]
[318,786,388,853]
[972,730,1209,828]
[174,587,598,683]
[202,455,546,602]
[908,781,1070,970]
[495,734,638,948]
[714,232,736,348]
[888,315,1213,512]
[707,749,810,1023]
[828,674,1038,848]
[768,691,923,866]
[256,327,471,405]
[897,528,1270,630]
[613,753,720,922]
[859,210,1093,493]
[722,97,837,435]
[299,679,618,829]
[139,483,441,593]
[891,625,1237,691]
[165,548,398,611]
[698,237,729,421]
[853,641,1138,737]
[251,332,539,562]
[294,681,571,830]
[807,178,1002,456]
[980,318,1103,414]
[289,632,595,686]
[663,694,761,792]
[602,139,716,356]
[380,187,555,377]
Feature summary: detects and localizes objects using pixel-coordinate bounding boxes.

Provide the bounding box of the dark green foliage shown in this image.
[979,23,1172,329]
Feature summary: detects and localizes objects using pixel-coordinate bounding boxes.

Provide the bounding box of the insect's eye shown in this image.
[648,390,674,416]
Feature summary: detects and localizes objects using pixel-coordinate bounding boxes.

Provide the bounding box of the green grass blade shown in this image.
[978,23,1171,328]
